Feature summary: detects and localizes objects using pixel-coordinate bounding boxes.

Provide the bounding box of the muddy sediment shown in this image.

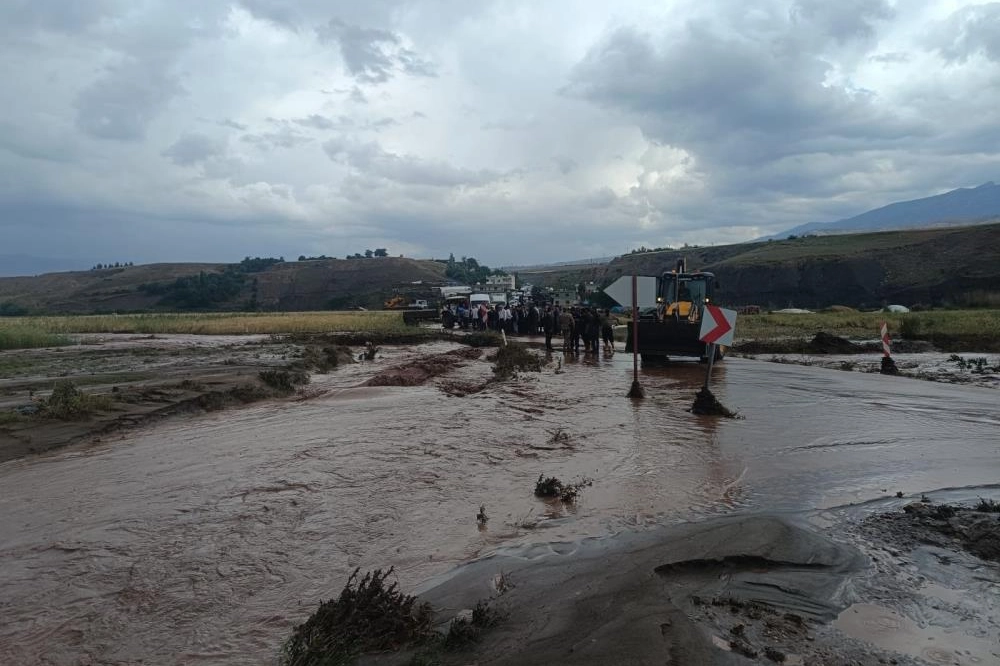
[2,336,999,665]
[0,335,353,462]
[860,500,1000,563]
[356,516,909,666]
[364,347,483,387]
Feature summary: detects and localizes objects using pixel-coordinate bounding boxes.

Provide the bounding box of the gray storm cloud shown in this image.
[1,0,1000,269]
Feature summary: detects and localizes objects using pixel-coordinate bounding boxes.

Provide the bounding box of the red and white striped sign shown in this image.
[699,305,737,346]
[880,321,892,357]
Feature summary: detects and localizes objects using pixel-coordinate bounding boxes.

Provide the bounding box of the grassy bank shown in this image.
[734,309,1000,343]
[0,326,72,350]
[0,311,410,336]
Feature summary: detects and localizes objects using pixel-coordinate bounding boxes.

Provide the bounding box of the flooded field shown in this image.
[1,337,998,664]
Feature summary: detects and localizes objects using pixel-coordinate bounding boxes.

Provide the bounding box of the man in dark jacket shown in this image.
[541,305,555,351]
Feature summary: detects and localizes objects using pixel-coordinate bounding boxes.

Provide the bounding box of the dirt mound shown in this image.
[690,387,741,418]
[365,348,483,387]
[808,331,863,354]
[387,515,874,666]
[860,500,1000,562]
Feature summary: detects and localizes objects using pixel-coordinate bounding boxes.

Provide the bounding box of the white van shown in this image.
[469,293,491,312]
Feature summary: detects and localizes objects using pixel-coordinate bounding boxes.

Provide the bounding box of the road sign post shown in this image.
[627,274,644,399]
[879,321,898,375]
[698,305,737,389]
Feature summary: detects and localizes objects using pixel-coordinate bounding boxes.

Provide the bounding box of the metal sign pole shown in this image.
[628,274,644,399]
[703,343,716,389]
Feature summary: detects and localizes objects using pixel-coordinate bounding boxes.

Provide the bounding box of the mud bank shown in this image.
[343,504,1000,666]
[351,515,923,665]
[3,337,999,665]
[0,334,357,462]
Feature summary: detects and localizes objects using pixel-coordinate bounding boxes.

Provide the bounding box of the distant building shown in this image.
[550,289,578,307]
[481,274,515,294]
[439,285,472,297]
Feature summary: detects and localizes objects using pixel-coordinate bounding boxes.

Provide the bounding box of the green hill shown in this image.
[519,222,1000,309]
[2,223,999,314]
[0,257,448,314]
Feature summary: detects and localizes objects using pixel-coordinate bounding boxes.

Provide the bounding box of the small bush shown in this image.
[281,568,433,666]
[534,474,592,503]
[259,369,310,393]
[443,600,502,650]
[460,332,503,348]
[492,344,541,379]
[898,316,921,339]
[43,381,113,419]
[0,327,72,350]
[975,497,1000,513]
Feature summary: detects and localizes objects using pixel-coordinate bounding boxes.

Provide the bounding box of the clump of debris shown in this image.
[860,498,1000,563]
[534,474,592,503]
[280,567,433,665]
[690,387,741,418]
[491,343,541,379]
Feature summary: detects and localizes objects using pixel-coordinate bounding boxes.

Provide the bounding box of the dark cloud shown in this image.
[238,0,300,31]
[162,133,225,166]
[316,18,436,83]
[241,128,313,150]
[564,21,930,192]
[5,1,1000,268]
[0,0,122,37]
[219,118,248,131]
[293,114,338,130]
[75,57,184,141]
[323,138,500,187]
[789,0,894,45]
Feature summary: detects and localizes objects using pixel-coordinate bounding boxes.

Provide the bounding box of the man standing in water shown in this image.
[559,308,575,352]
[542,305,556,351]
[601,309,615,352]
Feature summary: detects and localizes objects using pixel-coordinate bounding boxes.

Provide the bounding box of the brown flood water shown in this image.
[1,340,998,664]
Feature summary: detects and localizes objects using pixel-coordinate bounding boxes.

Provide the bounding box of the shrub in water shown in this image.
[43,381,113,419]
[281,568,433,665]
[492,343,541,379]
[259,369,310,393]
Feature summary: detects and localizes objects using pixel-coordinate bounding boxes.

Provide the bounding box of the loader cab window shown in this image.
[685,279,707,305]
[662,277,706,305]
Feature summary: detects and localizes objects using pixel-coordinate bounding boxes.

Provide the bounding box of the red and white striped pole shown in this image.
[879,321,898,374]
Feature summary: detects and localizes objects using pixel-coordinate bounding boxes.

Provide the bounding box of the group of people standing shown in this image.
[441,301,617,354]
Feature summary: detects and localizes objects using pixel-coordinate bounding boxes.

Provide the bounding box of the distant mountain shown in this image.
[769,182,1000,239]
[0,254,90,277]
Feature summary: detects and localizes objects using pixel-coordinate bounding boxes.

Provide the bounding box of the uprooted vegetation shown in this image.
[949,354,1000,373]
[690,387,742,418]
[534,474,592,503]
[258,368,311,394]
[281,568,504,666]
[457,331,503,348]
[41,381,115,419]
[491,343,541,379]
[365,348,483,387]
[860,499,1000,563]
[441,599,504,650]
[294,344,355,373]
[281,568,434,665]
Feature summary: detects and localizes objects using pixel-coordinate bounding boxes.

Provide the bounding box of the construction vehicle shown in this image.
[384,296,430,310]
[625,259,725,364]
[384,295,407,309]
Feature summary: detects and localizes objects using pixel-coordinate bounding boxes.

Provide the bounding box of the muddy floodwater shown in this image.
[1,339,998,664]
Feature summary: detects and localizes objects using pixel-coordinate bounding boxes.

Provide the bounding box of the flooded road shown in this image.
[1,341,998,664]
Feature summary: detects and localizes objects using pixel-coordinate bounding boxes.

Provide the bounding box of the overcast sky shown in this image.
[2,0,1000,269]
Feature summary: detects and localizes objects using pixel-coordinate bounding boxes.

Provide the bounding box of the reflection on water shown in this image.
[1,347,998,664]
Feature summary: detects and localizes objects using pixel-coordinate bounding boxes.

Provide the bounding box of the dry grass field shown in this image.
[0,311,411,348]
